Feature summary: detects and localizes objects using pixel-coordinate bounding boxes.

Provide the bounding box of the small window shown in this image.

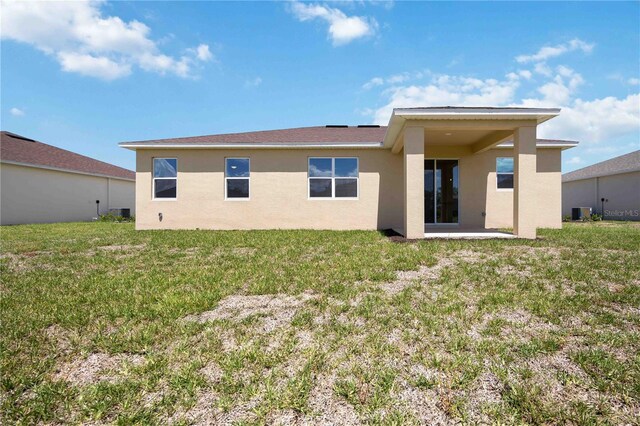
[497,157,514,189]
[308,157,358,198]
[226,158,250,199]
[153,158,177,199]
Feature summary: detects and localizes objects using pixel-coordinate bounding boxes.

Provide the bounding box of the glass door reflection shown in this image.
[425,159,458,224]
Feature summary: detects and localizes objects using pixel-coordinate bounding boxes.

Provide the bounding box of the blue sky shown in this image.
[2,1,639,172]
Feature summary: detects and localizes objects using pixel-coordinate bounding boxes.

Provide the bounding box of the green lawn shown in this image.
[1,222,639,425]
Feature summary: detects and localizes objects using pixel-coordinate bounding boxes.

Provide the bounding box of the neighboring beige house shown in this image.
[562,150,640,221]
[1,131,135,225]
[120,107,577,239]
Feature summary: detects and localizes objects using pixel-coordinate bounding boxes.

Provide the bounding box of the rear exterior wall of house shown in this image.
[134,148,563,231]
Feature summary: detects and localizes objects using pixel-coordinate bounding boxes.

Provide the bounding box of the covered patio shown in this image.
[382,107,562,239]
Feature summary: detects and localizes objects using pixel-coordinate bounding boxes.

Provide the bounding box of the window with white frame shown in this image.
[225,158,250,199]
[496,157,514,189]
[153,158,177,199]
[308,157,358,198]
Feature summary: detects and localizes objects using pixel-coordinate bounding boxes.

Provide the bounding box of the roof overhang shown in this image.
[383,107,561,149]
[497,140,578,150]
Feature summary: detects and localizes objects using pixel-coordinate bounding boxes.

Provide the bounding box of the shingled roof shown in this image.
[563,150,640,183]
[121,126,388,146]
[120,125,577,149]
[1,131,134,180]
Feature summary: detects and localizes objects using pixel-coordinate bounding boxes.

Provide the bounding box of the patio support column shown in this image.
[513,125,538,239]
[403,126,424,239]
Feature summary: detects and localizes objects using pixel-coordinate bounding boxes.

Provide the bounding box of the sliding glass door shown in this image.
[424,159,459,224]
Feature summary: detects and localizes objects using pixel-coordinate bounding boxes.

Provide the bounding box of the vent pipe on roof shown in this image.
[4,132,36,142]
[357,125,380,128]
[325,125,349,128]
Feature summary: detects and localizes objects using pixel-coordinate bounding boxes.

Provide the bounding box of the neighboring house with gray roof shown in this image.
[1,131,135,225]
[562,150,640,221]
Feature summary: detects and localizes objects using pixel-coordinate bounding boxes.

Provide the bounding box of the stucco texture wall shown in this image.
[458,148,562,229]
[1,163,135,225]
[135,149,404,231]
[135,147,563,231]
[562,171,640,220]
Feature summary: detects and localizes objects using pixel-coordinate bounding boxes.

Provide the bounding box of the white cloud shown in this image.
[371,74,520,124]
[10,107,25,117]
[566,156,582,165]
[362,77,384,90]
[532,94,640,145]
[447,56,463,68]
[57,51,132,79]
[195,44,213,62]
[365,39,640,153]
[244,77,263,88]
[518,70,532,80]
[531,66,584,106]
[534,62,553,77]
[516,38,594,63]
[289,2,378,46]
[387,72,413,84]
[629,78,640,86]
[362,71,427,90]
[0,0,213,80]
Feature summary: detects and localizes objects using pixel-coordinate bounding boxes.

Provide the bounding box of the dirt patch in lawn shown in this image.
[467,308,558,341]
[183,292,316,333]
[210,247,258,257]
[167,392,262,426]
[381,250,486,295]
[200,362,223,384]
[53,352,145,386]
[505,245,562,256]
[97,244,146,252]
[395,378,450,425]
[305,373,362,425]
[381,261,450,295]
[465,371,504,423]
[0,251,56,273]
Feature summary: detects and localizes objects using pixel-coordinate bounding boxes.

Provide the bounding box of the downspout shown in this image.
[107,177,111,214]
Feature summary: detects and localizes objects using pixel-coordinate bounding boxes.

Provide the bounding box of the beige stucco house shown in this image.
[120,107,577,239]
[562,150,639,221]
[1,131,135,225]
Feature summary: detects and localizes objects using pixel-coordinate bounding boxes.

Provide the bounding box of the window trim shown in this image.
[225,157,250,201]
[308,157,359,200]
[496,157,514,191]
[152,158,178,201]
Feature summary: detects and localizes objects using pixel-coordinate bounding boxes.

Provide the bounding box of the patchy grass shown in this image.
[1,221,639,425]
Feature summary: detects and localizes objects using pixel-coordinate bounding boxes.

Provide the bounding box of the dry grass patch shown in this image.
[52,352,145,386]
[97,243,146,251]
[380,249,487,295]
[183,292,317,333]
[0,251,56,273]
[468,308,559,341]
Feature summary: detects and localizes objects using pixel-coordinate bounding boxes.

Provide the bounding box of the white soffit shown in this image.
[383,107,561,148]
